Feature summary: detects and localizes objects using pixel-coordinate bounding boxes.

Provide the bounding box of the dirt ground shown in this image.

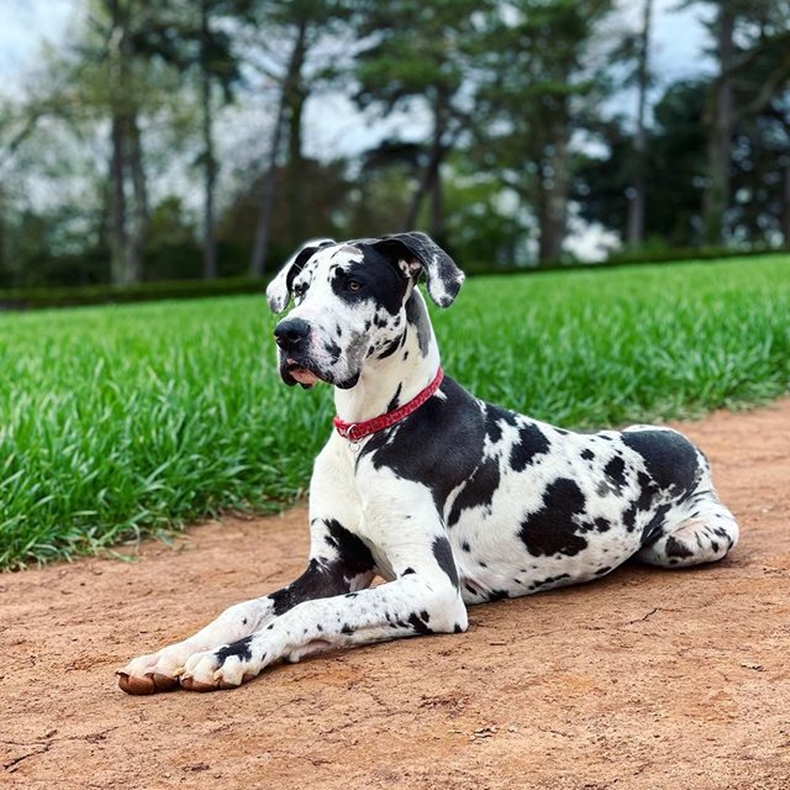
[2,400,789,790]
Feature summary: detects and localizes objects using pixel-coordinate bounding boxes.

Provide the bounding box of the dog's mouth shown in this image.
[279,352,361,391]
[282,359,323,389]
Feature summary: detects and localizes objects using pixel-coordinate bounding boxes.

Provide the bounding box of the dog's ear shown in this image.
[371,232,465,308]
[266,238,335,313]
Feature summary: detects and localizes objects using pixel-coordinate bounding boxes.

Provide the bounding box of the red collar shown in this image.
[333,367,444,442]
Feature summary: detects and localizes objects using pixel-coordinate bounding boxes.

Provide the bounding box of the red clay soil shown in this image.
[2,399,790,790]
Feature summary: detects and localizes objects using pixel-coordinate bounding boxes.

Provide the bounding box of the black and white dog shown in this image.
[118,232,739,694]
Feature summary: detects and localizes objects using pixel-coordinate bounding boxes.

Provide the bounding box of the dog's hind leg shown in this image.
[636,486,739,568]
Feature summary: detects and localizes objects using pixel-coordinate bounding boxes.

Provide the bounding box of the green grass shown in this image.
[1,254,788,570]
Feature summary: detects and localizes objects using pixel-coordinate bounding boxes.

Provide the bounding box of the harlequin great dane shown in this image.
[117,231,739,694]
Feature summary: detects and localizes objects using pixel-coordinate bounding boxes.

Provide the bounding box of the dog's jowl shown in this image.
[118,232,739,694]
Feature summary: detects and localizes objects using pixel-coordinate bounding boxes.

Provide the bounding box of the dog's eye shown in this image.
[346,279,363,293]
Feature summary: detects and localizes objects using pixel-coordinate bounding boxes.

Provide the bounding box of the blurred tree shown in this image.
[0,69,109,286]
[727,89,790,247]
[695,0,790,244]
[576,70,790,251]
[625,0,653,246]
[352,0,485,242]
[575,80,708,248]
[473,0,616,263]
[221,156,351,269]
[132,0,254,279]
[248,0,351,276]
[103,0,150,285]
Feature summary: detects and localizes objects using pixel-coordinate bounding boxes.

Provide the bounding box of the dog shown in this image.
[117,231,739,694]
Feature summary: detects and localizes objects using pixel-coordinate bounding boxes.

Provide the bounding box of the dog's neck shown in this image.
[333,289,441,425]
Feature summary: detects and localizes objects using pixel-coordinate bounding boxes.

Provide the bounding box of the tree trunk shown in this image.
[250,20,308,277]
[702,5,735,246]
[108,5,129,286]
[626,0,652,246]
[285,26,308,248]
[200,0,218,279]
[538,121,569,262]
[404,91,450,233]
[126,113,148,283]
[429,164,444,240]
[403,149,443,232]
[108,111,128,285]
[107,0,147,286]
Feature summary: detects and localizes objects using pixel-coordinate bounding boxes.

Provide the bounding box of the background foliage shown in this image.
[1,0,789,289]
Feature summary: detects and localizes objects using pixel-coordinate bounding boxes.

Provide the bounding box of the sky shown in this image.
[0,0,79,82]
[0,0,716,81]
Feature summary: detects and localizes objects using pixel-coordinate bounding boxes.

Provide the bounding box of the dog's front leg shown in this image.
[178,529,468,691]
[117,519,375,694]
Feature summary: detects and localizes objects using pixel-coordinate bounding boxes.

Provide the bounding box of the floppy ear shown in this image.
[265,238,335,313]
[370,232,465,308]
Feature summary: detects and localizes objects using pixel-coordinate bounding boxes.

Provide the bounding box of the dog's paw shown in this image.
[178,646,260,692]
[116,647,189,695]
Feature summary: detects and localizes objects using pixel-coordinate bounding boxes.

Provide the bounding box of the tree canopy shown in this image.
[1,0,788,288]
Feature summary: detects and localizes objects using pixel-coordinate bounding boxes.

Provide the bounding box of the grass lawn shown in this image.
[1,254,788,570]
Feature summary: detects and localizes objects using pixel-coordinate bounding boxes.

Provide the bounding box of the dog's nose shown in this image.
[274,317,311,352]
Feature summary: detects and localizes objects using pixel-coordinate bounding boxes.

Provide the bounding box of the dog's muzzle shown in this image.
[274,317,321,387]
[274,317,311,353]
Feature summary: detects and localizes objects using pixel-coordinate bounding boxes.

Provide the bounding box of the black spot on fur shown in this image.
[363,377,486,511]
[485,417,503,444]
[622,472,660,533]
[604,456,627,490]
[484,404,519,445]
[324,519,376,578]
[447,455,500,526]
[269,559,329,617]
[405,290,432,355]
[509,423,551,472]
[488,589,510,602]
[376,335,403,360]
[331,253,409,315]
[432,536,459,589]
[408,612,433,635]
[581,448,595,461]
[594,517,611,532]
[386,382,403,413]
[529,573,571,591]
[401,567,416,576]
[641,504,672,544]
[519,478,589,557]
[271,520,375,616]
[621,429,702,497]
[215,635,253,664]
[665,536,694,558]
[323,339,342,364]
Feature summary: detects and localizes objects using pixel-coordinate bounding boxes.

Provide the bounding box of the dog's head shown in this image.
[266,232,464,389]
